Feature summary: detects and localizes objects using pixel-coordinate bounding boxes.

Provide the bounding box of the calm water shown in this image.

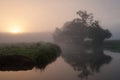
[0,51,120,80]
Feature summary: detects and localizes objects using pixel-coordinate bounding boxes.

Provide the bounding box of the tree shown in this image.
[53,10,93,45]
[53,10,112,47]
[76,10,94,26]
[88,21,112,52]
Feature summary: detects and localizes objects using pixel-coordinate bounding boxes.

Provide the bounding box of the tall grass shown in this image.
[0,42,61,62]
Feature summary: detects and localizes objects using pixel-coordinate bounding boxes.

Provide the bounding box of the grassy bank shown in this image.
[104,40,120,52]
[0,42,61,68]
[84,40,120,52]
[0,42,61,70]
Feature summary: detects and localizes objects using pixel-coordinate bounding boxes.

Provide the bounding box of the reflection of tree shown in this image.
[62,47,112,79]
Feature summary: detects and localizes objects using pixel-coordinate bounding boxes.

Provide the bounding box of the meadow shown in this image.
[104,40,120,52]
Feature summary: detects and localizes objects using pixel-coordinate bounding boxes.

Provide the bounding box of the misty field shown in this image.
[84,40,120,52]
[104,40,120,52]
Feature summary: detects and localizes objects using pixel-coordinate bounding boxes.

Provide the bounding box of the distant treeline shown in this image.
[84,40,120,52]
[104,40,120,52]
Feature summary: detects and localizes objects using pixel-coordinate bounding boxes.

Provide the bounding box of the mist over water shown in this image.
[0,31,119,44]
[0,32,53,43]
[0,30,119,80]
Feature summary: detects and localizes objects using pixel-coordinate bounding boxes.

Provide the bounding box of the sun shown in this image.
[10,26,22,34]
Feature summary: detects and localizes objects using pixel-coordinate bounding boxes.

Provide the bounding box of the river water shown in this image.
[0,50,120,80]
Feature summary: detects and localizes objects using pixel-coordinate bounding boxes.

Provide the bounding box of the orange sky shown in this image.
[0,0,119,33]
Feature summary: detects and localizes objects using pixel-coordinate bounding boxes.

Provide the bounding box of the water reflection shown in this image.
[0,55,34,71]
[62,46,112,79]
[0,53,60,71]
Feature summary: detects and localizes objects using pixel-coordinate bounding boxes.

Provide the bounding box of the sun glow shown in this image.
[10,26,22,34]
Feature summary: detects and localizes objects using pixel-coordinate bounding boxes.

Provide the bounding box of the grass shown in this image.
[0,42,61,61]
[104,40,120,52]
[84,40,120,52]
[0,42,61,70]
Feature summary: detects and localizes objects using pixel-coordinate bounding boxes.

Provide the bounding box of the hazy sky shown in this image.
[0,0,120,34]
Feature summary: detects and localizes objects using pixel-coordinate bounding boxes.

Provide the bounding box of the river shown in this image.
[0,50,119,80]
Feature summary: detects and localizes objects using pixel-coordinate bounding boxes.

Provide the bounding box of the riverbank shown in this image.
[104,40,120,52]
[0,42,61,69]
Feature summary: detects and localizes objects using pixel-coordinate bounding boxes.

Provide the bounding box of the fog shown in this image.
[0,31,119,44]
[0,32,53,43]
[0,0,120,36]
[0,1,119,80]
[109,25,120,40]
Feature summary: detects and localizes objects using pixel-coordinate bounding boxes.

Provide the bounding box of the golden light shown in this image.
[10,26,22,34]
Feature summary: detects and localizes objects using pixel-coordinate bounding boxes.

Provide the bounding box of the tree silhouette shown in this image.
[54,19,87,45]
[76,10,94,25]
[88,21,112,52]
[53,10,92,45]
[53,10,112,47]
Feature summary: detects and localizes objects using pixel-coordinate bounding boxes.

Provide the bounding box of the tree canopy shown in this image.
[53,10,112,47]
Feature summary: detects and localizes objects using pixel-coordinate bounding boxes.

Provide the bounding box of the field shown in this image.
[104,40,120,52]
[84,40,120,52]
